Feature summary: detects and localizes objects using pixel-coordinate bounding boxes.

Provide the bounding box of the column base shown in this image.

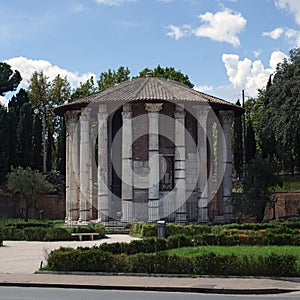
[122,200,133,225]
[148,199,160,223]
[175,211,187,224]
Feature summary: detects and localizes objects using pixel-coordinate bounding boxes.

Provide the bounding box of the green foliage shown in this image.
[7,167,53,221]
[243,156,282,222]
[0,104,10,182]
[245,120,256,163]
[0,62,22,96]
[233,100,243,179]
[136,65,194,88]
[46,245,299,276]
[0,219,105,241]
[17,102,33,167]
[97,66,130,92]
[71,77,96,101]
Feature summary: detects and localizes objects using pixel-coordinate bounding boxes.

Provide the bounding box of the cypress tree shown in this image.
[17,103,33,167]
[245,120,256,163]
[233,100,243,179]
[32,115,43,171]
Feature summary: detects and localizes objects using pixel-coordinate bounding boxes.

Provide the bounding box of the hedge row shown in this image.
[131,223,211,237]
[47,247,299,277]
[0,223,105,241]
[131,222,300,238]
[83,233,300,259]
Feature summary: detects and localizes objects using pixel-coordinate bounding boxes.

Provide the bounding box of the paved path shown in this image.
[0,235,139,274]
[1,235,300,294]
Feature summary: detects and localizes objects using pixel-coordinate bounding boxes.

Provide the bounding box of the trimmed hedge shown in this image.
[131,220,300,238]
[47,246,299,277]
[0,221,105,241]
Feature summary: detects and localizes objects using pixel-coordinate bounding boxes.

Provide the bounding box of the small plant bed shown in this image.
[0,219,105,241]
[45,237,300,277]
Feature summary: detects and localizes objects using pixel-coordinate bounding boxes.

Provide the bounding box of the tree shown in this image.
[71,77,96,101]
[32,115,43,171]
[243,156,281,222]
[17,102,33,168]
[233,100,243,179]
[7,167,53,221]
[245,120,256,163]
[0,104,9,182]
[261,48,300,174]
[0,62,22,96]
[137,65,194,88]
[97,66,130,91]
[28,72,71,173]
[8,88,29,118]
[55,118,66,176]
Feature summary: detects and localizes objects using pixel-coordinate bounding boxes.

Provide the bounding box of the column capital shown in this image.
[145,103,163,113]
[174,109,185,119]
[65,110,79,122]
[193,105,211,119]
[219,110,234,124]
[80,108,91,122]
[122,111,133,119]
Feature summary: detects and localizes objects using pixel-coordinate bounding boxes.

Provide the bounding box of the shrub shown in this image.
[140,224,157,237]
[23,227,48,241]
[0,233,2,246]
[166,234,191,249]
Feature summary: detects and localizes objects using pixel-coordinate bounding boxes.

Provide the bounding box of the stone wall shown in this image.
[0,193,65,220]
[264,192,300,220]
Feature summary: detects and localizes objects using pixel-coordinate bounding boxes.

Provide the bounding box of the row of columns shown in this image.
[65,103,234,225]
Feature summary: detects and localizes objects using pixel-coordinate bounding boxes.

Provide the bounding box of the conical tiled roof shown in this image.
[54,76,244,116]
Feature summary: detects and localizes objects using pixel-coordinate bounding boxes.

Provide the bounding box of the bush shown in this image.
[0,233,2,246]
[47,246,299,277]
[166,234,192,249]
[23,227,48,241]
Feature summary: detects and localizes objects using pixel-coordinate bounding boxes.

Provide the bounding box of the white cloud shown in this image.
[166,25,193,40]
[263,27,300,47]
[253,49,262,58]
[167,8,246,47]
[194,9,246,47]
[1,57,96,105]
[275,0,300,25]
[218,50,288,100]
[262,27,284,39]
[195,85,213,93]
[95,0,135,5]
[285,28,300,47]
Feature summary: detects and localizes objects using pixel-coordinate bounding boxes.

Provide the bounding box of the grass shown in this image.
[166,245,300,262]
[275,175,300,192]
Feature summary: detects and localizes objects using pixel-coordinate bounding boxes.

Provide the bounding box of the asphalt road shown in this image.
[1,287,300,300]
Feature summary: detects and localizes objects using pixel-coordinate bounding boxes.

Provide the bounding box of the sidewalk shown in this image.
[1,236,300,294]
[0,273,300,294]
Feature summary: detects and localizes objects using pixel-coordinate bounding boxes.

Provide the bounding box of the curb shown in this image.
[0,281,297,295]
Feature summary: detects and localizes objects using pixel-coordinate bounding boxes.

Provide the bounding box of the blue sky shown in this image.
[1,0,300,105]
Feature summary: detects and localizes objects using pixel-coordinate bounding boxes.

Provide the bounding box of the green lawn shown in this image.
[166,245,300,261]
[275,175,300,192]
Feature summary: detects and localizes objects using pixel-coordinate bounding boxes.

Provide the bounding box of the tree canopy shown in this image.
[0,62,22,96]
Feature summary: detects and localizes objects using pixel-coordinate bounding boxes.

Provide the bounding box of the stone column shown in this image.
[174,105,186,224]
[219,110,234,221]
[121,103,133,224]
[207,117,214,220]
[145,103,163,223]
[79,108,91,224]
[65,111,80,224]
[98,104,109,223]
[194,106,210,223]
